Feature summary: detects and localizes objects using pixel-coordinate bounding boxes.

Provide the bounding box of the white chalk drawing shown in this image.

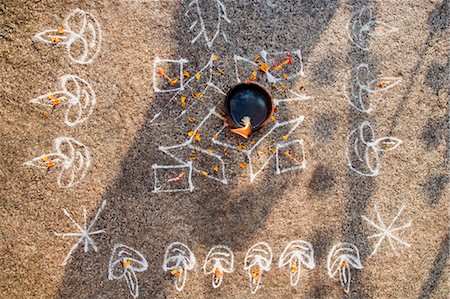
[243,242,273,294]
[33,8,102,64]
[275,139,306,175]
[23,136,91,188]
[150,54,221,125]
[362,204,411,257]
[346,121,403,176]
[278,240,315,287]
[348,6,398,51]
[153,58,189,93]
[203,245,235,288]
[163,242,196,292]
[30,75,96,127]
[54,200,106,266]
[186,0,231,48]
[152,162,194,193]
[327,242,363,294]
[159,108,228,185]
[213,115,305,182]
[348,64,401,113]
[234,50,304,85]
[108,244,148,298]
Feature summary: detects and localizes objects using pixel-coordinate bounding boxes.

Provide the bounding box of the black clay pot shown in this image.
[224,81,274,131]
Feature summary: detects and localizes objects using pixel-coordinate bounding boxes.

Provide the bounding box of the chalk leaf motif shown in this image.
[108,244,148,298]
[243,242,273,294]
[372,137,403,152]
[23,136,91,188]
[278,240,315,287]
[203,245,234,288]
[186,0,231,48]
[162,242,196,292]
[327,242,363,294]
[33,8,102,64]
[30,75,96,127]
[365,77,402,93]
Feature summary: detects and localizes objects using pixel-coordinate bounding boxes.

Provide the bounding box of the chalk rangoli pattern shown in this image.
[108,244,149,298]
[213,115,305,182]
[54,200,106,266]
[278,240,315,287]
[150,54,222,125]
[234,50,305,86]
[30,75,96,127]
[163,242,196,292]
[348,63,401,113]
[243,242,273,294]
[203,245,235,288]
[346,121,403,176]
[33,8,102,64]
[348,6,398,51]
[157,109,228,185]
[186,0,231,48]
[23,136,91,188]
[327,242,363,294]
[362,204,411,257]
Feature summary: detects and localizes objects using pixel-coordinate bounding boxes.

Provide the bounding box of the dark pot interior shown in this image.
[224,81,274,131]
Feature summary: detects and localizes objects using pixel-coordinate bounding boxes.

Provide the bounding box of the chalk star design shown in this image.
[362,204,411,257]
[54,200,106,265]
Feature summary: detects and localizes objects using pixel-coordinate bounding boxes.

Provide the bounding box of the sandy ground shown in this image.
[0,0,449,298]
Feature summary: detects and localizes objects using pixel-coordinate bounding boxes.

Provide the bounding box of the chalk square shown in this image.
[152,58,188,93]
[152,163,193,193]
[275,139,306,175]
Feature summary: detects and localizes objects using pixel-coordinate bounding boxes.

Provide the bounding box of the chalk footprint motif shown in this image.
[33,8,102,64]
[163,242,196,292]
[203,245,235,288]
[243,242,273,294]
[327,242,363,294]
[30,75,96,127]
[186,0,231,48]
[108,244,149,298]
[278,240,315,287]
[346,121,403,176]
[348,63,401,113]
[348,6,398,51]
[23,136,91,188]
